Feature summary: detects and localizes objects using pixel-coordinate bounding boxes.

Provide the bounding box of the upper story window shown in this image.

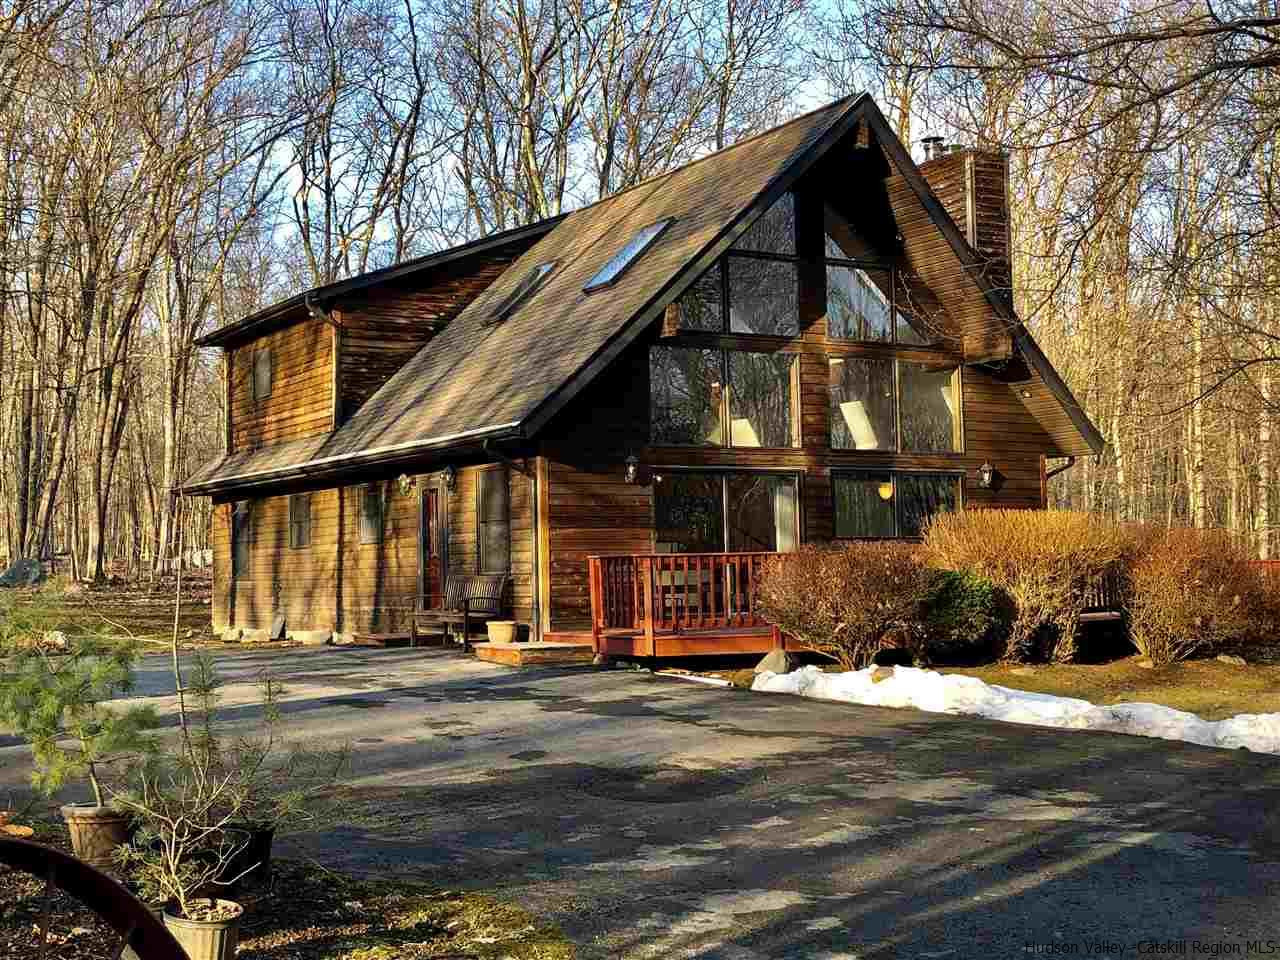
[672,193,799,337]
[359,483,384,544]
[488,261,556,324]
[251,348,272,402]
[288,494,311,549]
[824,207,939,345]
[829,357,960,453]
[585,219,674,292]
[650,345,797,449]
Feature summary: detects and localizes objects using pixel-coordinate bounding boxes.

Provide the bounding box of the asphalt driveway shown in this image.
[6,646,1280,958]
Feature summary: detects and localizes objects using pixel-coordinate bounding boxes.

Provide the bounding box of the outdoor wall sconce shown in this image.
[396,474,416,497]
[624,455,640,485]
[443,465,458,492]
[976,461,996,489]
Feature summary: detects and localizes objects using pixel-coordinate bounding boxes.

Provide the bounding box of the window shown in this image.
[650,346,797,449]
[359,483,383,544]
[231,501,252,578]
[478,468,510,573]
[585,218,674,291]
[288,494,311,549]
[824,209,936,344]
[829,358,959,453]
[655,472,799,553]
[251,348,272,402]
[829,357,896,451]
[833,472,959,538]
[900,362,959,453]
[671,193,799,337]
[488,261,555,324]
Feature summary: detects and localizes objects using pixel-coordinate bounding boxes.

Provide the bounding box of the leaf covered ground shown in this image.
[0,820,574,959]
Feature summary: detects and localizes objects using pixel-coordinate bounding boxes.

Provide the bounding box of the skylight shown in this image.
[488,261,556,324]
[584,218,675,292]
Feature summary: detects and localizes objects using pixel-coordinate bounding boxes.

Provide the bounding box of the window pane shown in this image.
[733,192,794,255]
[834,474,896,538]
[252,350,271,401]
[897,473,958,537]
[728,257,798,336]
[490,261,555,323]
[654,473,725,553]
[900,363,959,452]
[829,357,895,451]
[728,351,794,448]
[478,469,510,573]
[232,501,251,576]
[677,266,723,332]
[289,494,310,548]
[825,265,893,341]
[894,272,948,344]
[360,484,382,543]
[650,346,723,445]
[726,474,798,552]
[585,218,673,291]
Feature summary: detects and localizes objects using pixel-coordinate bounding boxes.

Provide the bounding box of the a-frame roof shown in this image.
[186,94,1100,495]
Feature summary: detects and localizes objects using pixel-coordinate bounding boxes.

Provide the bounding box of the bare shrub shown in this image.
[1127,527,1270,665]
[757,542,937,669]
[922,509,1131,663]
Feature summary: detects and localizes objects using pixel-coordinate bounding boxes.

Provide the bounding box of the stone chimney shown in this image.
[917,142,1012,302]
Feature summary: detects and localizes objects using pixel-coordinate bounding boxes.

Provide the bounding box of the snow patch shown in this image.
[753,665,1280,755]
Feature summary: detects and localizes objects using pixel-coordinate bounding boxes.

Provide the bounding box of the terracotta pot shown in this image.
[164,901,241,960]
[60,804,131,871]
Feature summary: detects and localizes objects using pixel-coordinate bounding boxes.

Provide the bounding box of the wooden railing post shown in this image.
[588,557,602,653]
[640,557,656,657]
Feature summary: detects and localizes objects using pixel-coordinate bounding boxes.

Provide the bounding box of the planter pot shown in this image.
[122,904,165,960]
[217,823,274,888]
[60,804,131,871]
[164,900,241,960]
[487,620,517,644]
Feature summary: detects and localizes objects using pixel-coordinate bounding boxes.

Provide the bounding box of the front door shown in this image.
[419,486,443,609]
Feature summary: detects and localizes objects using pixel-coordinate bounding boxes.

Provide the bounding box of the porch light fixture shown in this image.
[443,465,458,492]
[396,474,416,496]
[976,461,996,489]
[877,480,894,501]
[624,455,640,485]
[1020,387,1033,399]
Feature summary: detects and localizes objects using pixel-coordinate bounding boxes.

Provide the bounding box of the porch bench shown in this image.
[411,574,510,648]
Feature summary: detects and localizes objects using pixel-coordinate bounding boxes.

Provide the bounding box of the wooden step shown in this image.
[472,641,595,667]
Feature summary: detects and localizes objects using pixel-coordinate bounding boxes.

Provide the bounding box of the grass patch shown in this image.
[944,658,1280,721]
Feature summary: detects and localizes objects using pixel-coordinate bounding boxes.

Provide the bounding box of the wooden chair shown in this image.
[411,574,510,648]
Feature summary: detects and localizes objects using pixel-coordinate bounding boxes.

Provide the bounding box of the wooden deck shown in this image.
[588,551,783,658]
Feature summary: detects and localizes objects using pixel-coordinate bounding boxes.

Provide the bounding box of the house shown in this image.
[184,94,1104,660]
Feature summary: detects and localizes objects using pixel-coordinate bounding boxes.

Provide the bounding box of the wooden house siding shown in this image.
[337,257,522,420]
[443,465,536,625]
[228,317,333,452]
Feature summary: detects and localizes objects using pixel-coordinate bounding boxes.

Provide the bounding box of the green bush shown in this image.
[921,571,1009,663]
[922,509,1132,663]
[1126,527,1270,665]
[757,542,937,669]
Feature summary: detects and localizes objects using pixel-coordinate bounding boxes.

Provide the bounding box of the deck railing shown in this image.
[588,552,775,643]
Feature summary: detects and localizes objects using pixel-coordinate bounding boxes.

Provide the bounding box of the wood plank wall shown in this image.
[227,317,332,451]
[539,348,654,631]
[337,259,517,420]
[211,464,535,637]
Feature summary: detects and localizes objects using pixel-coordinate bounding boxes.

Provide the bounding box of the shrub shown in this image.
[922,509,1131,663]
[1126,527,1270,665]
[920,570,1009,663]
[757,542,937,669]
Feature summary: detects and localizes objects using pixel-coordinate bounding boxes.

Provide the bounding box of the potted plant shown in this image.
[0,602,158,869]
[113,653,250,960]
